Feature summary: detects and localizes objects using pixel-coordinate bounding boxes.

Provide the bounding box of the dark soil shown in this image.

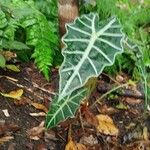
[0,62,150,150]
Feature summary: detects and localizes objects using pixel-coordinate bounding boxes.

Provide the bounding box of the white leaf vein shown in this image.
[84,15,92,22]
[78,18,91,29]
[87,57,98,75]
[101,32,122,37]
[61,67,74,73]
[63,51,84,55]
[77,72,82,84]
[93,45,112,63]
[64,39,89,42]
[97,38,122,50]
[66,104,74,116]
[68,25,91,36]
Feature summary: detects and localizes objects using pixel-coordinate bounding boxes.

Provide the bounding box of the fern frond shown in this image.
[11,0,58,80]
[21,13,55,80]
[0,0,59,79]
[34,0,62,66]
[0,7,17,49]
[32,40,53,80]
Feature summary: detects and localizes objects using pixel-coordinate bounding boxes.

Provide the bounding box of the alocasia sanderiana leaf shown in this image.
[46,13,124,128]
[59,13,124,99]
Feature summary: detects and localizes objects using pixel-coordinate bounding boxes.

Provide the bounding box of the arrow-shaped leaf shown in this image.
[59,13,124,99]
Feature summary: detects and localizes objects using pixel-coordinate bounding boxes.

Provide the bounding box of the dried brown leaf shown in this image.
[83,107,98,127]
[98,104,118,114]
[96,114,119,136]
[79,135,98,146]
[76,143,87,150]
[44,130,57,141]
[27,121,45,140]
[124,97,142,105]
[0,121,20,136]
[0,136,14,145]
[2,51,16,61]
[65,138,87,150]
[31,102,48,113]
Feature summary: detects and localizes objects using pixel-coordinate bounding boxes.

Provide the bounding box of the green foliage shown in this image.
[59,14,124,99]
[0,53,6,68]
[34,0,63,66]
[80,0,150,80]
[0,0,59,80]
[0,5,17,48]
[20,11,56,80]
[46,13,124,128]
[81,0,150,107]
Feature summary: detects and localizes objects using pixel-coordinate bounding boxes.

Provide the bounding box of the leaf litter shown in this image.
[0,120,20,145]
[0,63,150,149]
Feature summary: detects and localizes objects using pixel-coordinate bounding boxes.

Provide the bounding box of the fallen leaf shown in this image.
[6,64,20,72]
[36,144,47,150]
[0,121,20,136]
[76,143,87,150]
[2,109,10,117]
[143,127,148,141]
[82,106,98,127]
[0,136,14,145]
[116,75,124,83]
[66,125,87,150]
[65,139,76,150]
[31,102,48,113]
[98,104,118,114]
[0,89,23,100]
[65,138,87,150]
[124,97,142,105]
[125,123,136,129]
[96,114,119,136]
[2,51,16,61]
[79,135,98,146]
[44,130,57,141]
[14,97,29,106]
[29,112,46,117]
[27,121,45,140]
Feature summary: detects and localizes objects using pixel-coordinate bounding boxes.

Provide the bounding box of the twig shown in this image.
[24,77,56,95]
[79,108,85,133]
[0,75,18,82]
[2,79,51,101]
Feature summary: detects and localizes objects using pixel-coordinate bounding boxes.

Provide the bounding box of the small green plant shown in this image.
[46,13,125,128]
